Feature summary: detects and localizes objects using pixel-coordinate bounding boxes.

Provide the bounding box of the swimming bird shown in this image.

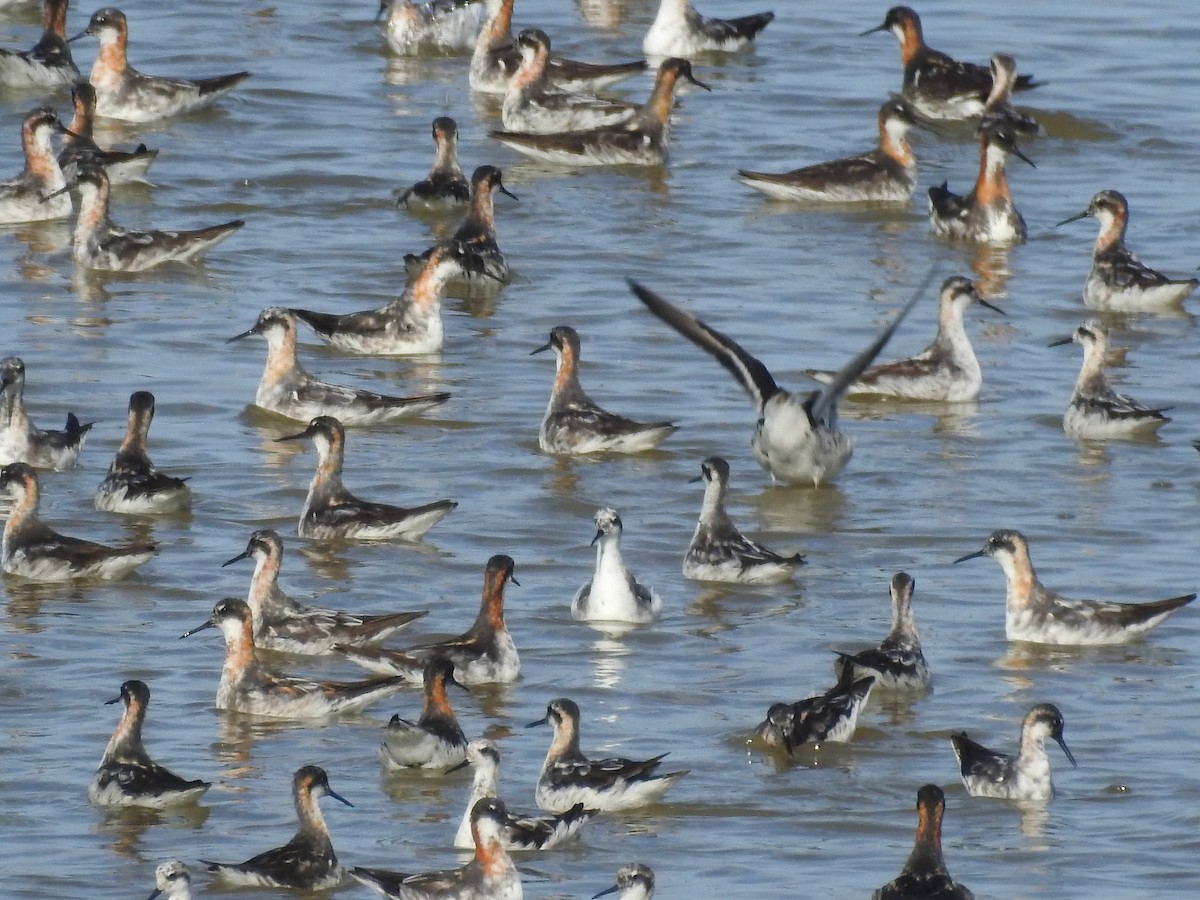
[146,860,193,900]
[1,462,155,581]
[202,765,350,889]
[833,572,930,690]
[337,554,521,685]
[928,124,1034,244]
[277,415,456,540]
[379,0,483,55]
[71,7,249,122]
[529,697,688,812]
[872,785,973,900]
[862,6,1038,120]
[349,797,522,900]
[94,391,191,514]
[54,164,243,271]
[739,97,922,204]
[89,679,211,808]
[502,30,637,135]
[573,507,662,625]
[977,54,1041,137]
[228,307,450,425]
[224,528,428,655]
[755,666,875,753]
[0,0,77,88]
[534,325,676,455]
[951,703,1076,801]
[643,0,773,58]
[683,456,803,584]
[448,739,597,850]
[490,58,710,167]
[629,276,924,486]
[58,81,157,184]
[0,107,71,225]
[1057,189,1199,310]
[0,356,92,470]
[1050,319,1170,439]
[469,0,644,95]
[594,864,655,900]
[953,529,1194,645]
[379,657,469,769]
[396,117,470,211]
[404,165,516,286]
[292,248,456,357]
[181,598,412,717]
[804,276,1000,402]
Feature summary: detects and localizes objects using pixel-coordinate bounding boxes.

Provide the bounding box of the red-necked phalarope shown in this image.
[595,864,655,900]
[1050,319,1170,439]
[683,456,803,584]
[340,554,521,685]
[862,6,1038,121]
[350,797,522,900]
[629,276,923,486]
[228,307,450,425]
[954,529,1195,645]
[380,657,469,769]
[491,57,710,167]
[379,0,483,56]
[573,507,663,625]
[448,738,597,850]
[182,598,412,717]
[277,416,456,541]
[529,697,688,812]
[929,124,1033,244]
[1,462,155,581]
[978,54,1040,138]
[0,107,70,224]
[805,275,1001,402]
[1058,189,1199,310]
[872,785,973,900]
[951,703,1076,801]
[224,528,428,655]
[59,81,157,185]
[739,97,922,204]
[834,572,930,690]
[0,0,77,88]
[94,391,191,514]
[292,246,457,356]
[89,679,211,808]
[147,860,192,900]
[71,7,249,122]
[502,30,636,135]
[404,165,516,286]
[397,117,470,211]
[469,0,645,95]
[54,164,243,271]
[203,765,350,889]
[643,0,772,58]
[755,666,875,753]
[0,356,92,470]
[534,325,676,455]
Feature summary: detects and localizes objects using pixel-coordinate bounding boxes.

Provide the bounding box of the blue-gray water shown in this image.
[2,0,1199,897]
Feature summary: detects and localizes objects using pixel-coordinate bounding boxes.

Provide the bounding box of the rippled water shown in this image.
[2,0,1200,897]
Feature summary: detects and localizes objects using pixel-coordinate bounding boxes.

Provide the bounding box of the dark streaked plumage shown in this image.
[977,54,1040,137]
[94,391,191,514]
[0,0,78,88]
[0,356,93,471]
[380,657,469,769]
[397,117,470,210]
[594,864,655,900]
[928,125,1034,244]
[277,415,456,541]
[203,766,349,889]
[89,680,210,808]
[683,456,803,583]
[951,703,1076,801]
[834,572,930,690]
[59,81,157,184]
[872,785,973,900]
[755,666,875,753]
[644,0,773,57]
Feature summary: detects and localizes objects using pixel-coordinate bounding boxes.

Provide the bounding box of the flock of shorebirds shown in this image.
[2,0,1199,897]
